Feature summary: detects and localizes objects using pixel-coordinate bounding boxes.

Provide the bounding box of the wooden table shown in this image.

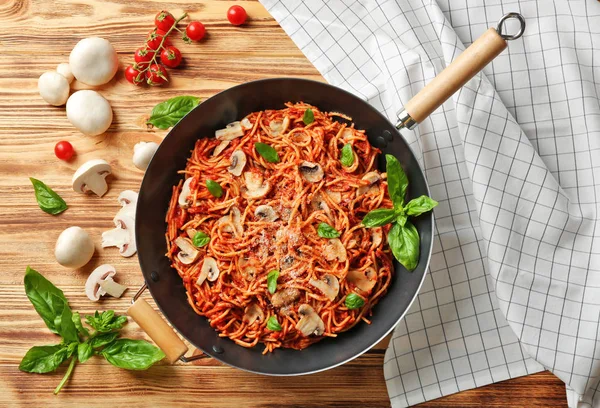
[0,0,568,406]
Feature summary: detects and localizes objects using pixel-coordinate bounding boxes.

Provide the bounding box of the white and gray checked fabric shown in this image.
[260,0,600,406]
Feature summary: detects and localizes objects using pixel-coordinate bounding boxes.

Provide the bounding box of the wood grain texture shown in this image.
[0,0,567,406]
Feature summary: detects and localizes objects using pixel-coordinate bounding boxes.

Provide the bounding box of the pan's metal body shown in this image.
[136,78,433,375]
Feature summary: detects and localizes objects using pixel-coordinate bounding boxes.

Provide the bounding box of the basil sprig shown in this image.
[267,270,279,294]
[192,231,210,248]
[303,108,314,125]
[206,179,223,198]
[340,144,354,167]
[30,178,67,215]
[146,96,200,129]
[361,155,438,271]
[266,316,282,331]
[345,293,365,309]
[317,222,340,238]
[19,267,165,394]
[255,142,280,163]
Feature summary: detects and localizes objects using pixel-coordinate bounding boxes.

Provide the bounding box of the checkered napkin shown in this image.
[260,0,600,406]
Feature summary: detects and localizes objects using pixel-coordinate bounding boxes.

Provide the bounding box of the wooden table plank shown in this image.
[0,0,568,406]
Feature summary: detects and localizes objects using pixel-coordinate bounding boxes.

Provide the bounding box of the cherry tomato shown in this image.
[146,64,168,86]
[227,5,247,26]
[134,47,155,68]
[125,65,144,85]
[55,141,74,161]
[186,21,206,41]
[146,29,171,50]
[160,46,182,68]
[155,10,175,32]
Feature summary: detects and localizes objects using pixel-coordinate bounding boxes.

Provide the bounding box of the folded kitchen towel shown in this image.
[260,0,600,406]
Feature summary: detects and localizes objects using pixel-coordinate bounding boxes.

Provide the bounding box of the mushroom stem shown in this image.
[99,277,127,298]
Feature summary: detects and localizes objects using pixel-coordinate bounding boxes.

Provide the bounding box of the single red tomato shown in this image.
[55,141,74,161]
[146,64,168,86]
[227,5,247,26]
[160,46,182,68]
[146,29,171,50]
[125,65,144,85]
[134,47,155,68]
[186,21,206,41]
[155,10,175,32]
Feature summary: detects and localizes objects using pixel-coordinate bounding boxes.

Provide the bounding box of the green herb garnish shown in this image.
[266,316,282,331]
[317,222,340,238]
[192,231,210,248]
[345,293,365,309]
[255,142,280,163]
[146,96,200,130]
[267,270,279,294]
[340,144,354,167]
[30,178,67,215]
[206,179,223,198]
[303,108,314,125]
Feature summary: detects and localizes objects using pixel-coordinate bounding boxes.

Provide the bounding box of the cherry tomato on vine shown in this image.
[186,21,206,41]
[54,141,74,161]
[227,5,247,26]
[125,65,144,85]
[155,10,175,32]
[146,29,170,50]
[160,46,182,68]
[146,64,168,86]
[134,47,155,68]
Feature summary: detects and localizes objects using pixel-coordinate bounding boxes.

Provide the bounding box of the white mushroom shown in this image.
[38,72,70,106]
[178,177,193,208]
[215,121,244,141]
[213,140,230,157]
[357,172,381,196]
[174,236,200,265]
[132,141,159,171]
[56,63,74,84]
[271,287,300,308]
[296,304,325,336]
[85,264,127,301]
[218,206,243,237]
[239,257,260,281]
[116,190,138,219]
[72,159,111,197]
[325,189,342,204]
[268,116,290,136]
[228,150,247,177]
[55,226,95,269]
[323,238,347,262]
[310,192,331,218]
[66,90,113,136]
[346,267,377,293]
[254,205,278,222]
[309,274,339,301]
[242,304,264,325]
[371,228,383,247]
[69,37,118,86]
[195,265,209,286]
[202,257,220,282]
[299,161,324,183]
[101,214,136,257]
[242,172,270,199]
[240,117,252,130]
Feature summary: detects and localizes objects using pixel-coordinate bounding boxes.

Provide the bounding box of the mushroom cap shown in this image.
[346,266,377,293]
[66,90,113,136]
[117,190,138,218]
[228,150,247,177]
[296,304,325,336]
[69,37,118,86]
[38,72,70,106]
[309,274,340,301]
[101,214,136,257]
[323,238,347,262]
[132,141,159,171]
[357,172,381,196]
[174,236,200,265]
[178,177,193,208]
[85,264,116,301]
[55,226,95,269]
[240,117,252,130]
[242,304,264,325]
[215,121,244,141]
[202,257,220,282]
[213,140,230,157]
[242,171,270,199]
[56,63,74,84]
[254,205,278,222]
[299,161,324,183]
[72,159,112,197]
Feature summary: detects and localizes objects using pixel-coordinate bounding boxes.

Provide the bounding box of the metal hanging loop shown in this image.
[496,12,526,40]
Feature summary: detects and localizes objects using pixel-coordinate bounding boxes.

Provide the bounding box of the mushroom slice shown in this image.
[268,116,290,136]
[255,205,278,222]
[242,303,264,325]
[325,189,342,204]
[202,257,220,282]
[116,190,138,219]
[371,227,383,247]
[323,238,347,262]
[310,192,331,218]
[72,159,112,197]
[309,274,339,301]
[346,267,377,293]
[215,121,244,141]
[101,214,136,257]
[357,172,381,196]
[174,236,200,265]
[271,287,300,308]
[178,177,193,208]
[216,207,243,236]
[213,140,230,157]
[242,172,270,199]
[228,150,247,177]
[296,304,325,336]
[239,257,260,281]
[299,161,324,183]
[85,264,127,301]
[240,117,252,130]
[185,228,198,239]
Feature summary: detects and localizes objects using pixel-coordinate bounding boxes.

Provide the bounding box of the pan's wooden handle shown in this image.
[127,298,189,364]
[399,28,507,128]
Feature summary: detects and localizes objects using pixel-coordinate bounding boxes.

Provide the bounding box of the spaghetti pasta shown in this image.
[165,102,395,353]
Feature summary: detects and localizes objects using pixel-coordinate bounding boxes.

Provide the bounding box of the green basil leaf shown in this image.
[340,144,354,167]
[255,142,280,163]
[72,312,90,337]
[266,316,282,331]
[385,154,408,206]
[66,342,78,358]
[29,178,68,215]
[85,311,127,333]
[303,108,314,125]
[52,295,79,343]
[405,195,439,216]
[24,266,69,334]
[345,293,365,310]
[19,345,68,373]
[77,342,93,363]
[192,231,210,248]
[388,221,420,271]
[100,339,165,370]
[90,332,119,349]
[267,270,279,294]
[206,179,223,198]
[396,213,407,227]
[146,96,200,130]
[317,222,340,238]
[361,208,396,228]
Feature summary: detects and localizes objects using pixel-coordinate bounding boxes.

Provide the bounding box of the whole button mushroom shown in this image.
[66,90,113,136]
[38,72,70,106]
[55,226,95,269]
[85,264,127,301]
[69,37,118,86]
[132,141,159,171]
[56,63,74,84]
[72,159,112,197]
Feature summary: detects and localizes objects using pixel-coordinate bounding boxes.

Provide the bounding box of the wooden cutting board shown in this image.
[0,0,566,406]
